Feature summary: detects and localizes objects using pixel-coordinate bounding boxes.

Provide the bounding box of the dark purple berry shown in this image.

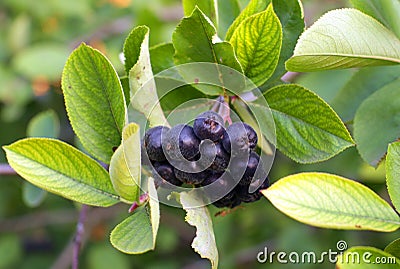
[193,111,225,142]
[144,126,169,162]
[230,151,265,186]
[222,122,257,154]
[174,162,211,185]
[153,162,182,187]
[212,191,241,208]
[236,177,269,203]
[162,124,200,161]
[199,141,230,173]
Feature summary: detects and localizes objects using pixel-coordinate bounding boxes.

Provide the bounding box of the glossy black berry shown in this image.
[212,191,241,208]
[144,126,169,162]
[230,152,265,186]
[193,111,225,142]
[162,124,200,161]
[222,122,257,154]
[174,162,211,185]
[153,162,182,187]
[236,177,269,203]
[199,141,230,173]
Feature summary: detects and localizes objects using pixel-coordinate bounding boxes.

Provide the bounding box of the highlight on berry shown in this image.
[142,109,270,209]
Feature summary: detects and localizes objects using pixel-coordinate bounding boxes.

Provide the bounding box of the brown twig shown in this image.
[72,205,89,269]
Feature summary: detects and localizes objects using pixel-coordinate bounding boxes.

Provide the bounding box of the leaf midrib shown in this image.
[250,102,353,143]
[10,148,120,201]
[270,193,400,226]
[291,53,400,63]
[86,48,123,138]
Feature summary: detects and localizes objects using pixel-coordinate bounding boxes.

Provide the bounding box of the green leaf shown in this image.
[3,138,120,207]
[62,43,127,163]
[126,27,168,127]
[263,172,400,232]
[110,177,159,254]
[27,110,60,138]
[350,0,400,39]
[173,8,243,95]
[179,191,218,269]
[286,9,400,72]
[354,81,400,166]
[12,43,70,81]
[387,142,400,213]
[217,0,240,38]
[110,207,154,254]
[149,43,174,75]
[257,84,354,163]
[123,26,148,74]
[385,238,400,259]
[148,177,160,246]
[229,5,282,86]
[337,247,400,268]
[332,65,400,122]
[225,0,270,40]
[109,123,141,202]
[264,0,304,85]
[183,0,218,28]
[22,183,47,208]
[23,110,60,207]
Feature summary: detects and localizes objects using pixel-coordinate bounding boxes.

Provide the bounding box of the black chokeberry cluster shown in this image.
[143,111,270,208]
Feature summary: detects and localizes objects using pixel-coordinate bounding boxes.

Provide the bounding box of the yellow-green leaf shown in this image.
[3,138,120,207]
[286,8,400,72]
[263,172,400,232]
[230,4,282,86]
[337,247,400,268]
[109,123,141,202]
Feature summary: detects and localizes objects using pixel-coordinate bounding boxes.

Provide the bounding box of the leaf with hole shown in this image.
[179,191,218,269]
[286,9,400,72]
[3,138,120,207]
[263,172,400,232]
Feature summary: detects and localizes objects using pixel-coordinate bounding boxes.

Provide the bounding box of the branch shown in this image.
[72,205,89,269]
[0,163,16,176]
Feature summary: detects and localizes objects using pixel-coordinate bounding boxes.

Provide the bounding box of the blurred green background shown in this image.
[0,0,398,268]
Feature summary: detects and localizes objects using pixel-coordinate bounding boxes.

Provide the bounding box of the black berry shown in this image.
[236,177,269,203]
[222,122,257,154]
[144,126,169,162]
[163,124,200,161]
[199,141,230,173]
[212,191,241,208]
[174,162,211,185]
[153,162,182,187]
[193,111,225,142]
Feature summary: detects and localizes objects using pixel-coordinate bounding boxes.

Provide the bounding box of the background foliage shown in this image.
[0,0,398,268]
